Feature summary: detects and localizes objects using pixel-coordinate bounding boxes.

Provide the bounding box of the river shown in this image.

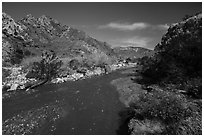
[2,69,129,135]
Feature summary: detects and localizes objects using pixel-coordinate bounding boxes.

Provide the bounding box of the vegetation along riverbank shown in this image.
[111,13,202,135]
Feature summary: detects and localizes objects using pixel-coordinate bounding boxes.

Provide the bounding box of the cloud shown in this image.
[99,22,150,31]
[99,22,169,31]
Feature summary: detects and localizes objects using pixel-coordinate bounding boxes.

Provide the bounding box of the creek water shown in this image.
[2,69,128,135]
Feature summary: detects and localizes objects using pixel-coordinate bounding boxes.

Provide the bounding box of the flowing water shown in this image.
[2,69,128,135]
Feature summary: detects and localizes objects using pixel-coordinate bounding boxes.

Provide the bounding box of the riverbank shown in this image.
[111,68,202,135]
[2,62,137,99]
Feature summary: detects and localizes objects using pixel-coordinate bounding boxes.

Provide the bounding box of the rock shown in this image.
[85,70,94,77]
[72,73,84,80]
[8,83,19,91]
[94,67,102,75]
[178,90,187,94]
[51,78,64,83]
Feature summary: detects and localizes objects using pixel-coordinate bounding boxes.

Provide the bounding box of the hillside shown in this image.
[2,12,154,67]
[122,13,202,135]
[113,46,154,61]
[141,12,202,86]
[2,12,116,66]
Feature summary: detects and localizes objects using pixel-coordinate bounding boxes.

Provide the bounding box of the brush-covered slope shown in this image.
[140,12,202,91]
[2,12,115,66]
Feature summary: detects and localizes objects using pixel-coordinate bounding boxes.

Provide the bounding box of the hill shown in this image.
[2,12,116,66]
[113,46,154,61]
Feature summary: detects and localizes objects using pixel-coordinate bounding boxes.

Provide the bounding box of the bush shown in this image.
[20,56,41,69]
[182,78,202,98]
[85,52,113,68]
[2,68,12,82]
[26,50,62,80]
[69,58,82,70]
[60,57,72,69]
[128,90,201,134]
[68,52,113,71]
[10,48,24,65]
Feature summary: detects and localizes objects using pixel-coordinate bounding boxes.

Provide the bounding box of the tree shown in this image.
[26,50,62,81]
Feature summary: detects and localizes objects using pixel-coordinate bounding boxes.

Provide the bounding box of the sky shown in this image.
[2,2,202,49]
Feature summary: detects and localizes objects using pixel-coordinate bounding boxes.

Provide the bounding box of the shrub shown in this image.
[26,50,62,80]
[69,58,82,70]
[60,57,72,69]
[2,68,12,82]
[20,56,41,69]
[68,52,113,71]
[182,78,202,98]
[85,52,113,68]
[128,90,201,134]
[10,48,24,65]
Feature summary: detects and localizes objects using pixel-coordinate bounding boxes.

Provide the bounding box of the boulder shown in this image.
[51,78,64,83]
[85,70,94,77]
[8,83,19,91]
[94,67,102,75]
[71,73,83,80]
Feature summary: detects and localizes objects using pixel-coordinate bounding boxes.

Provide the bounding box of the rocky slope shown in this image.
[124,13,202,135]
[2,12,116,66]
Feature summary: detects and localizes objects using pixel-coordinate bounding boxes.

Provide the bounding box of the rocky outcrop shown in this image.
[2,12,26,37]
[2,12,115,64]
[2,67,37,92]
